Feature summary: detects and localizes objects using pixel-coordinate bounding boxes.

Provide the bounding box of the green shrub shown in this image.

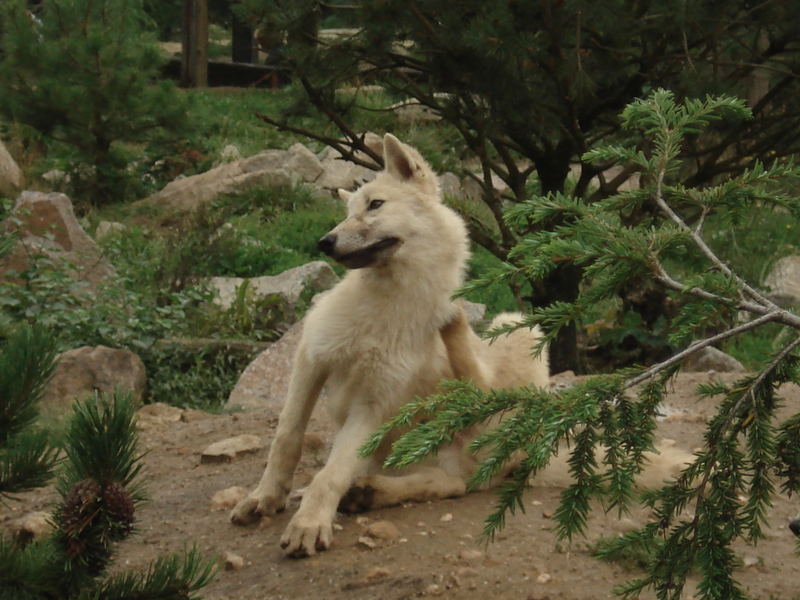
[141,342,259,411]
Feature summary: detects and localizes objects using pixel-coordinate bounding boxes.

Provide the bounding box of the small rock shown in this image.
[440,513,453,522]
[366,520,400,540]
[210,486,248,511]
[357,536,378,549]
[136,403,184,429]
[425,583,443,596]
[95,220,126,241]
[458,549,483,563]
[536,573,552,584]
[8,512,52,545]
[743,555,760,568]
[200,434,263,464]
[222,551,245,571]
[364,566,391,581]
[456,566,479,578]
[218,144,242,163]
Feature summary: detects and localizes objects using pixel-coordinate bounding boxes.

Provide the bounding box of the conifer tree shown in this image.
[363,91,800,600]
[0,329,214,599]
[0,0,188,206]
[244,0,800,372]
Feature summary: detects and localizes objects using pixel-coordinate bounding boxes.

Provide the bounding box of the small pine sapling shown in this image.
[0,343,215,600]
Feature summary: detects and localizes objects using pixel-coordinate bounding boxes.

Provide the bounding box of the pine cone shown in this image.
[60,478,102,537]
[103,481,135,539]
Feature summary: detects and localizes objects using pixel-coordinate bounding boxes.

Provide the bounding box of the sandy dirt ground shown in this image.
[3,371,799,599]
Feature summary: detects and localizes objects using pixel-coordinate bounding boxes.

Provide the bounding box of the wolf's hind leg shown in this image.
[338,467,467,513]
[440,302,491,390]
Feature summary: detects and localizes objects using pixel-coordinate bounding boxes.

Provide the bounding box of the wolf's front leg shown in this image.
[231,346,327,525]
[280,407,380,557]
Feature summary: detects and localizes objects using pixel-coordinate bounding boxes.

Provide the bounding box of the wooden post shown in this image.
[231,12,255,64]
[181,0,208,87]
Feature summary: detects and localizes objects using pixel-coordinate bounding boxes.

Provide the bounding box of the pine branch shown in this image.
[0,326,59,500]
[83,546,216,600]
[0,430,60,499]
[623,312,779,389]
[0,327,58,446]
[253,111,383,172]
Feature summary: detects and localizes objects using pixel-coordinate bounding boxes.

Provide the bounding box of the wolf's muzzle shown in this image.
[790,517,800,537]
[318,234,337,256]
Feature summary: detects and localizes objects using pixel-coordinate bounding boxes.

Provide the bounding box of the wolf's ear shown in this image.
[337,188,353,202]
[383,133,415,181]
[382,133,440,197]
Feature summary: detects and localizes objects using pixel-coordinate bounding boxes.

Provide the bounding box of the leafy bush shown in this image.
[142,341,260,411]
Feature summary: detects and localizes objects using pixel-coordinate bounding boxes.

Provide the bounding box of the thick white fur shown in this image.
[230,134,688,557]
[230,133,548,556]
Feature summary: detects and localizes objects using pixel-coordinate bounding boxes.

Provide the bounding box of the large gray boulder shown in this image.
[227,321,307,410]
[41,346,147,418]
[764,255,800,308]
[1,191,114,286]
[139,151,294,212]
[0,140,23,196]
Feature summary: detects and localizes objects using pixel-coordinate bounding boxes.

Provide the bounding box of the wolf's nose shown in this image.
[318,234,337,256]
[790,518,800,537]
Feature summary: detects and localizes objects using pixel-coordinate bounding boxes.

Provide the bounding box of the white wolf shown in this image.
[230,133,548,556]
[230,134,690,557]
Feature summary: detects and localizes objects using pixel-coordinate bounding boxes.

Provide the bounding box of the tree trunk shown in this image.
[231,13,255,64]
[181,0,208,88]
[534,147,583,374]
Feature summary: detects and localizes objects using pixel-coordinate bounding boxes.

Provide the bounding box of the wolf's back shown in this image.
[483,312,550,389]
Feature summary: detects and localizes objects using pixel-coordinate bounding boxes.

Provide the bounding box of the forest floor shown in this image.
[4,371,799,599]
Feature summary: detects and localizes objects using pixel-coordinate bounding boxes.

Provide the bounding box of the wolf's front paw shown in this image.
[280,513,333,558]
[230,492,285,526]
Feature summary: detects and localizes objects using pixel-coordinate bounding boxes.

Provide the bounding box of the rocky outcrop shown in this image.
[138,149,296,212]
[1,191,114,286]
[136,133,390,214]
[139,141,380,213]
[0,140,23,196]
[208,261,338,312]
[41,346,147,418]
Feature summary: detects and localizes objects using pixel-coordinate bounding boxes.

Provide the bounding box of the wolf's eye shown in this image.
[367,199,385,211]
